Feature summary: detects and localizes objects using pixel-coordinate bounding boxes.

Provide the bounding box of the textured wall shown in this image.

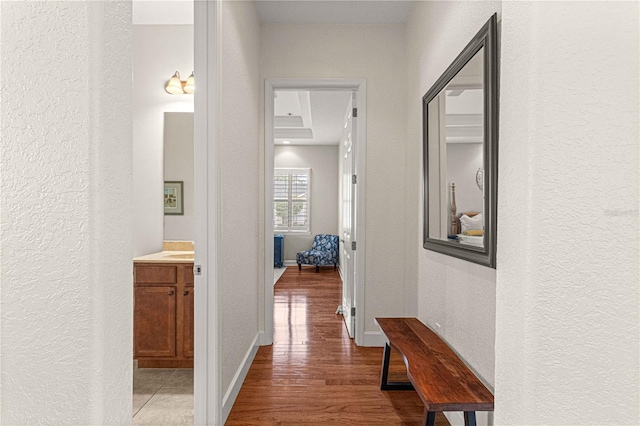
[405,3,501,425]
[496,2,639,424]
[274,145,340,261]
[0,1,133,423]
[133,25,193,257]
[221,0,261,394]
[405,0,501,385]
[260,23,408,337]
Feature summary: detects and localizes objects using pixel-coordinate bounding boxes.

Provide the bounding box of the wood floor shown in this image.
[226,267,449,425]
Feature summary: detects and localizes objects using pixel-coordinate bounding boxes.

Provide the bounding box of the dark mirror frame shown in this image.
[423,14,498,268]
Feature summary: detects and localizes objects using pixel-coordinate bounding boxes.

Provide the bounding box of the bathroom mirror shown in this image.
[423,14,498,268]
[164,112,194,241]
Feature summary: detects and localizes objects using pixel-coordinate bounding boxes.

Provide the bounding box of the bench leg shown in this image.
[423,410,436,426]
[380,343,414,391]
[464,412,477,426]
[380,343,391,389]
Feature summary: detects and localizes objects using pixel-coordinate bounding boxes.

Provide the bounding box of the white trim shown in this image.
[259,330,269,346]
[283,260,297,266]
[363,331,386,347]
[264,78,367,347]
[194,0,222,424]
[263,80,276,346]
[222,333,260,423]
[353,80,367,347]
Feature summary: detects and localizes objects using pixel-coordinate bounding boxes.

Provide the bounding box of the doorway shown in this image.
[264,79,367,346]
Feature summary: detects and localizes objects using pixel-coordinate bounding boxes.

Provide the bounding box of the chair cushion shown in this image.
[297,234,339,266]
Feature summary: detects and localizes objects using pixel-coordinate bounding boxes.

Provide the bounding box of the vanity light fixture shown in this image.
[183,72,195,94]
[165,71,195,95]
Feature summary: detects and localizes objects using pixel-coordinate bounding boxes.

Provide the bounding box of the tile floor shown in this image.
[133,365,193,425]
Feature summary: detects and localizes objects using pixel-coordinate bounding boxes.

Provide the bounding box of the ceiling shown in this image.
[274,91,352,146]
[133,0,414,25]
[133,0,412,146]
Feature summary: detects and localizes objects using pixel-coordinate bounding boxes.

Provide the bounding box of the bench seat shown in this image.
[375,317,494,426]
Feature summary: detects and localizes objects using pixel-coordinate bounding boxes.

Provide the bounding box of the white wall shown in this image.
[133,25,193,256]
[275,145,339,260]
[133,0,193,25]
[496,2,639,424]
[405,3,501,425]
[221,0,261,401]
[164,112,194,241]
[447,143,484,215]
[0,1,132,423]
[260,23,407,339]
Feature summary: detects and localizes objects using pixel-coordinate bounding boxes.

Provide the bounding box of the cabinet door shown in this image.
[183,285,194,358]
[134,286,177,357]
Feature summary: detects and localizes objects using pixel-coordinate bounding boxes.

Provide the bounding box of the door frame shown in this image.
[263,78,367,346]
[194,0,222,424]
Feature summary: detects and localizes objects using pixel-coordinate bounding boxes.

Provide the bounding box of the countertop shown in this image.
[133,250,194,264]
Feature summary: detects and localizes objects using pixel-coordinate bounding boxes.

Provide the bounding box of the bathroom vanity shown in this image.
[133,246,194,368]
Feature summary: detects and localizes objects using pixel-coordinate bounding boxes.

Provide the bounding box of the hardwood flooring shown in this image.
[226,267,449,425]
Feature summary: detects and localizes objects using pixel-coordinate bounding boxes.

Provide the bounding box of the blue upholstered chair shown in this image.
[296,234,339,272]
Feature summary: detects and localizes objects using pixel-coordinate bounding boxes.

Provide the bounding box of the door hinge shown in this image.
[352,174,357,184]
[194,265,202,276]
[351,241,356,251]
[352,107,358,118]
[351,307,356,317]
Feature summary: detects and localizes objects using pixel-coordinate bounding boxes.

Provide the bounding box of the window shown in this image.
[274,168,310,233]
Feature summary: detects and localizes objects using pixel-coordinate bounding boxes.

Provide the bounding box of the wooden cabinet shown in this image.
[182,264,194,358]
[134,286,177,357]
[134,262,194,368]
[183,285,194,358]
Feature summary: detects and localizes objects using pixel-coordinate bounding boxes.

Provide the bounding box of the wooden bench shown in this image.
[375,318,494,426]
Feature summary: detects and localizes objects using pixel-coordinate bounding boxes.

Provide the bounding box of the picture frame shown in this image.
[164,181,184,215]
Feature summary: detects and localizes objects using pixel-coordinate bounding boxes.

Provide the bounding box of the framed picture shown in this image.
[164,181,184,215]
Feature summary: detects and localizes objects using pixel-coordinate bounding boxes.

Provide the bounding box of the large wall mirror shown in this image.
[164,112,194,241]
[423,14,498,268]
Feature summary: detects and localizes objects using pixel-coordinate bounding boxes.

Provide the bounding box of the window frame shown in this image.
[273,168,311,235]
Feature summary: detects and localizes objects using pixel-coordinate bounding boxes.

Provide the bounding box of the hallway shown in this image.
[226,267,449,425]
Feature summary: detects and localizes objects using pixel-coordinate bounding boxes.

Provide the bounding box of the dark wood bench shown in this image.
[375,317,494,426]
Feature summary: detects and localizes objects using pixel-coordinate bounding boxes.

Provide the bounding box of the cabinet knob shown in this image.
[168,291,174,296]
[183,291,189,296]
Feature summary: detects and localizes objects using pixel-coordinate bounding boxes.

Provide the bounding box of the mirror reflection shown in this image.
[163,112,194,241]
[423,13,497,268]
[427,47,485,248]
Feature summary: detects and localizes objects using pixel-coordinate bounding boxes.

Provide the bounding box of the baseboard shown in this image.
[283,260,297,266]
[258,330,272,346]
[362,330,386,347]
[222,333,260,423]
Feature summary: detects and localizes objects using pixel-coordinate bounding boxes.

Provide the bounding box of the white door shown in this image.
[341,93,357,338]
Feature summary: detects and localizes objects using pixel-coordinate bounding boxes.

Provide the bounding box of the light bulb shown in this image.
[183,72,195,94]
[165,71,184,95]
